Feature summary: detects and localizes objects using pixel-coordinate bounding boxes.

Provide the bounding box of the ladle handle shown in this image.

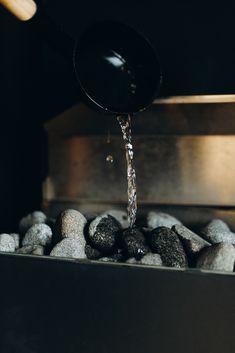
[0,0,75,60]
[0,0,37,21]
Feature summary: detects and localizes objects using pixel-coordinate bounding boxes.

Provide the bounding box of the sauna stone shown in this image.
[147,211,182,229]
[16,245,44,256]
[50,238,86,259]
[126,253,162,266]
[197,243,235,272]
[10,233,20,249]
[85,244,103,260]
[201,219,235,245]
[122,228,149,260]
[22,223,52,247]
[100,210,129,229]
[88,215,121,253]
[19,211,47,234]
[0,233,16,253]
[173,224,211,256]
[56,209,87,242]
[150,227,188,268]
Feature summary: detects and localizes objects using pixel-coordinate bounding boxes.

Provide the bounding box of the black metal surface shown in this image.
[74,21,161,114]
[0,254,234,353]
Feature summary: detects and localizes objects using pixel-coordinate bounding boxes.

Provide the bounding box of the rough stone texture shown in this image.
[10,233,20,249]
[201,219,235,244]
[56,209,87,243]
[85,244,103,260]
[100,210,129,229]
[0,234,15,253]
[173,224,211,255]
[88,215,121,254]
[126,253,162,266]
[19,211,47,234]
[16,245,44,256]
[122,228,149,260]
[147,211,182,229]
[50,238,86,259]
[140,253,162,266]
[197,243,235,272]
[22,224,52,247]
[150,227,188,268]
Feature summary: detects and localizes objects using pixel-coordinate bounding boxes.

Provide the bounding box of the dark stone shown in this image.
[88,215,121,254]
[85,244,103,260]
[150,227,188,268]
[122,228,149,260]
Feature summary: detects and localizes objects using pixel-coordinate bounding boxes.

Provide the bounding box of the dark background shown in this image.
[0,0,235,231]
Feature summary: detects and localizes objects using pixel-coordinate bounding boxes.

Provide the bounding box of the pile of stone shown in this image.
[0,209,235,273]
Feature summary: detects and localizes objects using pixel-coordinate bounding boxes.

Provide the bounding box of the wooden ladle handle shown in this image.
[0,0,37,21]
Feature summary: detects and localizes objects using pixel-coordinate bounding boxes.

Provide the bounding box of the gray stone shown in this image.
[100,209,129,229]
[173,224,211,255]
[56,209,87,243]
[147,211,182,229]
[88,215,121,253]
[122,228,149,260]
[126,253,162,266]
[16,245,44,256]
[10,233,20,249]
[22,224,52,247]
[140,253,162,266]
[19,211,47,234]
[150,227,188,268]
[50,238,86,259]
[0,234,15,253]
[99,256,119,263]
[197,243,235,272]
[201,219,235,245]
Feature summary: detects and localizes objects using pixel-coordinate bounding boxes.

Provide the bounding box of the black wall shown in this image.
[0,0,235,230]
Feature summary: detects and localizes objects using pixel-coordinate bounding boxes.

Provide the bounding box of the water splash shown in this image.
[117,115,137,227]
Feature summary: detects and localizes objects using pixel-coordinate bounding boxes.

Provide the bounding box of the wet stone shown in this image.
[197,243,235,272]
[0,234,15,253]
[22,224,52,247]
[173,224,211,256]
[56,209,87,242]
[85,244,103,260]
[50,238,86,259]
[16,245,44,256]
[88,215,121,254]
[150,227,188,268]
[100,209,129,229]
[19,211,47,234]
[201,219,235,245]
[147,211,182,229]
[10,233,20,249]
[122,228,149,260]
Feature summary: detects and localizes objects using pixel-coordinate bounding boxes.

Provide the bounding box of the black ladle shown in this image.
[1,0,162,114]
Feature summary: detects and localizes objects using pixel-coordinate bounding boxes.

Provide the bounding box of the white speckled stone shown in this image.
[19,211,47,234]
[0,234,15,253]
[16,245,44,256]
[50,238,86,259]
[197,243,235,272]
[126,253,162,266]
[10,233,20,249]
[147,211,182,229]
[56,209,87,243]
[201,219,235,245]
[22,224,52,247]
